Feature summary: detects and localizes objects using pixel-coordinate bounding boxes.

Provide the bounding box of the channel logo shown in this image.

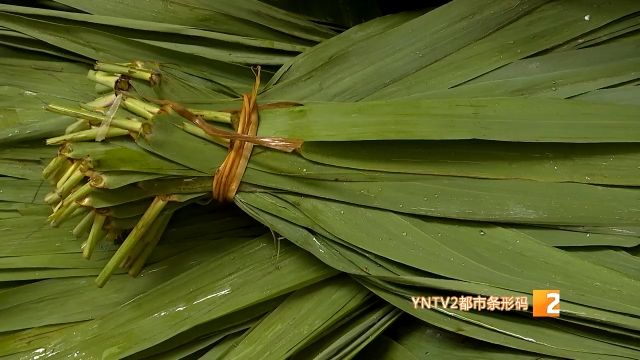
[533,290,560,317]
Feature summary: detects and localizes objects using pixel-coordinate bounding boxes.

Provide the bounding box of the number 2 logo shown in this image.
[533,290,560,317]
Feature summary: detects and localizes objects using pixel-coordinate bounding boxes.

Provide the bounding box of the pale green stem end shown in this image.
[70,204,90,220]
[96,196,168,287]
[42,155,66,180]
[58,171,85,199]
[87,70,118,88]
[83,93,117,109]
[129,213,172,277]
[44,191,62,205]
[65,119,90,134]
[122,100,154,120]
[125,98,160,114]
[50,202,80,228]
[63,182,94,207]
[73,209,96,238]
[121,212,167,269]
[56,161,81,189]
[95,63,152,81]
[84,214,107,260]
[46,127,130,145]
[188,109,232,124]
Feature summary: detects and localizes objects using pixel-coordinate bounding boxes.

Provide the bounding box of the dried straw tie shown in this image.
[142,67,304,202]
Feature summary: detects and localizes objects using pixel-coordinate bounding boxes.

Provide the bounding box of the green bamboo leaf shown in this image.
[0,63,93,102]
[373,317,551,360]
[268,11,422,88]
[136,114,227,175]
[198,332,244,360]
[94,171,166,189]
[85,185,153,208]
[236,201,367,276]
[0,202,51,217]
[366,0,640,101]
[573,86,640,106]
[0,141,57,160]
[270,193,640,316]
[0,117,77,146]
[242,169,640,226]
[0,178,50,204]
[53,0,334,43]
[66,139,203,176]
[0,216,86,257]
[0,267,127,281]
[0,45,90,73]
[237,193,640,331]
[290,302,399,360]
[361,279,640,360]
[136,176,212,195]
[353,335,421,360]
[221,275,370,360]
[0,240,250,332]
[398,58,640,101]
[551,225,640,237]
[398,40,640,101]
[17,235,335,359]
[509,226,640,247]
[143,68,231,103]
[341,309,403,360]
[0,323,84,358]
[551,13,640,52]
[263,0,546,101]
[0,30,91,63]
[300,140,640,186]
[0,158,46,180]
[0,12,256,95]
[0,251,116,269]
[140,323,250,360]
[563,247,640,279]
[125,307,273,360]
[257,98,640,142]
[259,0,382,28]
[135,39,294,65]
[373,276,640,332]
[0,4,310,52]
[471,40,640,85]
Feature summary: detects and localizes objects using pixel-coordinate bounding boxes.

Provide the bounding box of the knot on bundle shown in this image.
[142,66,304,202]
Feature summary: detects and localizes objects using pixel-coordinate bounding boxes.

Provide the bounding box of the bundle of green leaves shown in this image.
[1,1,640,359]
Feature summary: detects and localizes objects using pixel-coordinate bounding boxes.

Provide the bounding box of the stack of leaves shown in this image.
[2,0,640,359]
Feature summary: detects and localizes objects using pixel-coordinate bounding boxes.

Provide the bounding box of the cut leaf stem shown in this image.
[73,209,96,238]
[96,196,168,287]
[84,214,107,260]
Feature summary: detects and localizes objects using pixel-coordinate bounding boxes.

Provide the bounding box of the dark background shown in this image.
[262,0,451,28]
[1,0,453,28]
[377,0,450,14]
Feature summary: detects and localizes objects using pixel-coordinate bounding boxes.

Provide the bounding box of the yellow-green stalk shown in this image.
[56,161,81,189]
[129,213,172,277]
[46,127,130,145]
[50,201,80,228]
[120,213,167,269]
[42,155,66,179]
[188,109,232,124]
[96,196,168,287]
[95,62,153,81]
[65,119,91,134]
[73,209,96,238]
[122,99,154,120]
[83,214,107,260]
